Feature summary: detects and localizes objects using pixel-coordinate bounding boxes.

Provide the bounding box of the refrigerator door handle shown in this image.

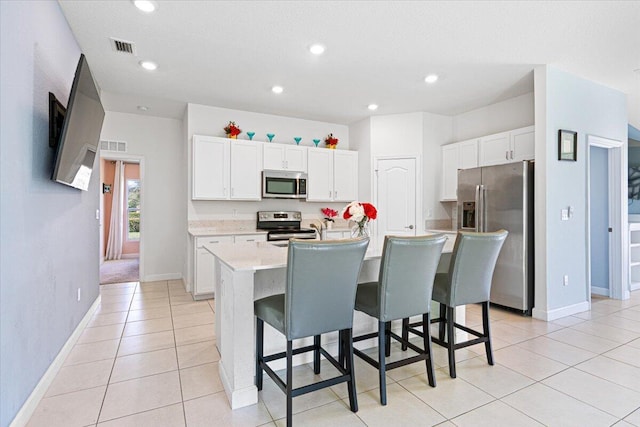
[475,184,481,232]
[478,184,486,232]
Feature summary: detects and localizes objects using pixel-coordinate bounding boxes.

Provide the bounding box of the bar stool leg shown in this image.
[439,303,446,342]
[286,340,293,427]
[422,313,436,387]
[385,321,392,357]
[256,318,264,390]
[314,335,321,374]
[338,330,345,368]
[378,321,387,405]
[401,318,409,351]
[447,306,456,378]
[345,329,358,412]
[482,301,494,365]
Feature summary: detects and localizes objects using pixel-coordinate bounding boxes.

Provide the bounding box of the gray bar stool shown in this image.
[352,234,446,405]
[405,230,508,378]
[254,238,369,427]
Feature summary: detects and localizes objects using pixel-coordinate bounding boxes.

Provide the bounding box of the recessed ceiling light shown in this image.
[309,44,325,55]
[272,86,284,94]
[133,0,157,13]
[137,105,149,111]
[424,74,439,84]
[368,104,378,111]
[139,60,158,71]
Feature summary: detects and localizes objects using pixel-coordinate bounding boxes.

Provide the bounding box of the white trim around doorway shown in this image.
[100,153,146,281]
[585,134,628,301]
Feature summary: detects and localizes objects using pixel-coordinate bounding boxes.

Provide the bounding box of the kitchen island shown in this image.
[205,240,458,409]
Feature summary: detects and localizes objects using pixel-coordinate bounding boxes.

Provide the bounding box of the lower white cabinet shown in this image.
[326,230,351,240]
[194,235,233,299]
[193,234,267,299]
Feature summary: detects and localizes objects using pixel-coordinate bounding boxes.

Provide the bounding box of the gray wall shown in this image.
[0,2,100,425]
[534,65,627,317]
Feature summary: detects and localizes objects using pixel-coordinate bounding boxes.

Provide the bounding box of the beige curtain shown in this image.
[105,161,124,260]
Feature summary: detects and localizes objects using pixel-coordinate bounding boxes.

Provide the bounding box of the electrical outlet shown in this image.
[77,288,81,301]
[427,209,433,218]
[561,209,569,221]
[563,275,569,286]
[95,209,100,220]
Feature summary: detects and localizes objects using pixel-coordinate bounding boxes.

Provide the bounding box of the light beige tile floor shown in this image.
[27,282,640,427]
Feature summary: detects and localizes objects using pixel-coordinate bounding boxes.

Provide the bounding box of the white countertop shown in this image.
[204,241,386,272]
[189,227,268,237]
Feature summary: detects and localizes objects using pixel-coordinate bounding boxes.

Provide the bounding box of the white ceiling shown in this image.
[58,1,640,126]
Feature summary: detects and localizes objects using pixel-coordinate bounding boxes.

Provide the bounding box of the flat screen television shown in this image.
[50,54,105,191]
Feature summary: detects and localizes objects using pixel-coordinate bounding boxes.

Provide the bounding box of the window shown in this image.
[126,179,140,241]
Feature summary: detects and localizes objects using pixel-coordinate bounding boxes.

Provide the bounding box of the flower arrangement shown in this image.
[224,121,242,138]
[324,133,339,149]
[321,207,338,222]
[342,201,377,237]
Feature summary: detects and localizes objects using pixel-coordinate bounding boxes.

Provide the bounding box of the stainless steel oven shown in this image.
[257,211,317,243]
[262,170,307,199]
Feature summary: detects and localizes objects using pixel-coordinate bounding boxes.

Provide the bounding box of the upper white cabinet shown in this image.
[192,135,262,200]
[333,150,358,202]
[193,136,229,199]
[479,125,535,167]
[263,143,307,172]
[440,139,478,201]
[307,148,358,202]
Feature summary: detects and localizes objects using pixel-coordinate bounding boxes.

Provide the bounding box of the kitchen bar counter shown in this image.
[205,240,458,409]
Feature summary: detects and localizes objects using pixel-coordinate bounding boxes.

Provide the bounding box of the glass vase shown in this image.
[351,222,369,238]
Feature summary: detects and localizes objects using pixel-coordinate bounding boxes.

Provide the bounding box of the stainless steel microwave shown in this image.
[262,170,307,199]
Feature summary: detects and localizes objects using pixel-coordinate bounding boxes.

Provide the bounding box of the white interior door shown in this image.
[589,145,610,296]
[375,158,416,245]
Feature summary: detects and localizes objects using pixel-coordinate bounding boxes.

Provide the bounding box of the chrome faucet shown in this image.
[310,222,326,240]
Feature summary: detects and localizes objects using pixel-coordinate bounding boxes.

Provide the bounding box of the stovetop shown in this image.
[257,211,317,241]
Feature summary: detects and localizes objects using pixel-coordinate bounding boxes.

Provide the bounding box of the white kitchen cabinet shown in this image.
[263,143,307,172]
[192,136,262,200]
[307,148,358,202]
[192,135,229,199]
[194,235,234,299]
[230,140,262,200]
[326,230,350,240]
[333,150,358,202]
[440,139,479,201]
[479,126,535,167]
[510,126,535,162]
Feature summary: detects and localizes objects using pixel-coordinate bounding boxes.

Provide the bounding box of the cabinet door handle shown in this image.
[231,188,234,197]
[510,150,514,159]
[209,240,220,244]
[505,151,509,160]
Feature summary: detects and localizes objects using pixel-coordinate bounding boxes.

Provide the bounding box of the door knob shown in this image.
[405,225,414,229]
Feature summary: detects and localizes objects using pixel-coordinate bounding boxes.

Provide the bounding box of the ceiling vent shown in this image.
[109,38,137,55]
[100,140,127,153]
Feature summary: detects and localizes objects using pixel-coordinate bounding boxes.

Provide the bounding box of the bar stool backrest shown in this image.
[446,230,508,306]
[285,238,370,340]
[377,235,446,322]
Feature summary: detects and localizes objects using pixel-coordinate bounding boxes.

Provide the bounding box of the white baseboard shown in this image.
[10,295,101,427]
[120,253,139,259]
[532,300,590,321]
[143,273,182,282]
[591,287,610,297]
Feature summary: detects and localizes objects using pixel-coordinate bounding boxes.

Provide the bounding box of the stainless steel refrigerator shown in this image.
[457,161,534,315]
